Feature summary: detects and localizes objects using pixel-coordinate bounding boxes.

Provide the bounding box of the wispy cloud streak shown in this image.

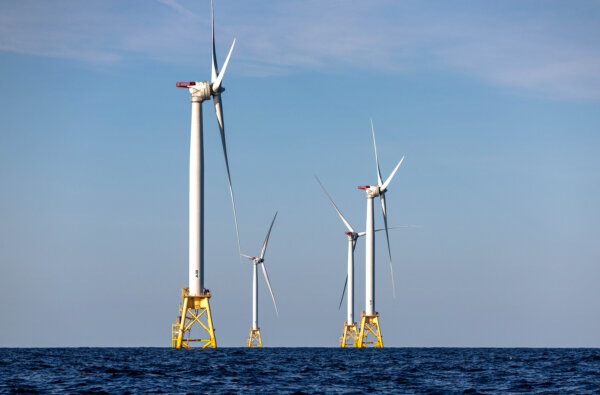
[0,0,599,99]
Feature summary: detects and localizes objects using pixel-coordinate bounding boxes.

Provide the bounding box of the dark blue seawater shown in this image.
[1,348,598,393]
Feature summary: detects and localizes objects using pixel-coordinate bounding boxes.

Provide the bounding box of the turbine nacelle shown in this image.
[176,81,212,101]
[358,185,382,197]
[243,255,264,264]
[344,231,359,240]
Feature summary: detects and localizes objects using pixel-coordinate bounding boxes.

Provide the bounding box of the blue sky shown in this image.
[1,0,599,347]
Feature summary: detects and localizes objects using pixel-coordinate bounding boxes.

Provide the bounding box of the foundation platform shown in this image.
[171,287,216,349]
[246,328,262,347]
[356,311,383,348]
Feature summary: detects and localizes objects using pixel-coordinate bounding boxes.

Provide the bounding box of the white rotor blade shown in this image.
[315,176,355,233]
[357,225,420,237]
[260,212,278,260]
[377,225,421,231]
[371,119,383,186]
[380,193,396,298]
[212,38,235,92]
[338,238,356,309]
[241,253,254,260]
[261,262,278,315]
[210,0,218,83]
[214,93,224,130]
[338,275,347,310]
[213,94,242,261]
[382,156,405,191]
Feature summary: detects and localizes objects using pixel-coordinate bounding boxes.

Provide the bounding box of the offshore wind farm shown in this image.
[168,1,420,349]
[1,0,599,392]
[2,0,598,350]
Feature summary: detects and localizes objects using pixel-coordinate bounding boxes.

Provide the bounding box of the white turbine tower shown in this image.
[356,120,405,348]
[316,176,415,347]
[172,0,240,349]
[242,213,279,347]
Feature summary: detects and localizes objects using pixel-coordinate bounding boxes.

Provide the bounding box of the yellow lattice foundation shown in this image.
[246,328,262,347]
[356,311,383,348]
[171,287,217,349]
[339,323,358,348]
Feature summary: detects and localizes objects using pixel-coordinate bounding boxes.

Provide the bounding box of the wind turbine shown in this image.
[356,120,405,348]
[316,176,416,347]
[172,0,240,349]
[242,213,279,347]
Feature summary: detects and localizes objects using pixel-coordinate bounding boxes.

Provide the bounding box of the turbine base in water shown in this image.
[339,323,358,348]
[246,328,262,347]
[357,311,383,348]
[171,288,216,349]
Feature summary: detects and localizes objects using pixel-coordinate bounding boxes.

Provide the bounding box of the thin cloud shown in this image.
[0,0,599,99]
[156,0,194,16]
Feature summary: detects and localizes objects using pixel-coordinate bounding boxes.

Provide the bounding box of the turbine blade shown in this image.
[314,176,355,233]
[339,239,356,309]
[380,193,396,298]
[214,93,224,130]
[338,275,347,310]
[261,262,278,315]
[358,225,419,237]
[241,254,254,259]
[213,94,242,261]
[382,156,405,190]
[210,0,218,83]
[371,119,383,186]
[374,225,420,232]
[213,38,235,92]
[260,212,278,260]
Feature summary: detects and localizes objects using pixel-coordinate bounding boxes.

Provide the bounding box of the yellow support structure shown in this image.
[246,328,262,347]
[356,311,383,348]
[339,323,358,348]
[171,287,217,349]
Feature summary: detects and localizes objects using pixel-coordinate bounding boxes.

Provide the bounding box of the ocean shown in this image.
[1,348,598,393]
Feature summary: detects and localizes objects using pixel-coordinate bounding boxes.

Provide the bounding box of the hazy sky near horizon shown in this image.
[1,0,599,347]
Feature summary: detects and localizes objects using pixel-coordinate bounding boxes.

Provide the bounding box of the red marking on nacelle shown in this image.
[248,257,256,260]
[357,185,370,190]
[176,81,196,88]
[345,231,353,235]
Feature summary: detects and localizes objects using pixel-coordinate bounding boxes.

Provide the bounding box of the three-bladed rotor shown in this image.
[358,119,405,297]
[176,0,241,259]
[241,212,279,315]
[317,175,415,310]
